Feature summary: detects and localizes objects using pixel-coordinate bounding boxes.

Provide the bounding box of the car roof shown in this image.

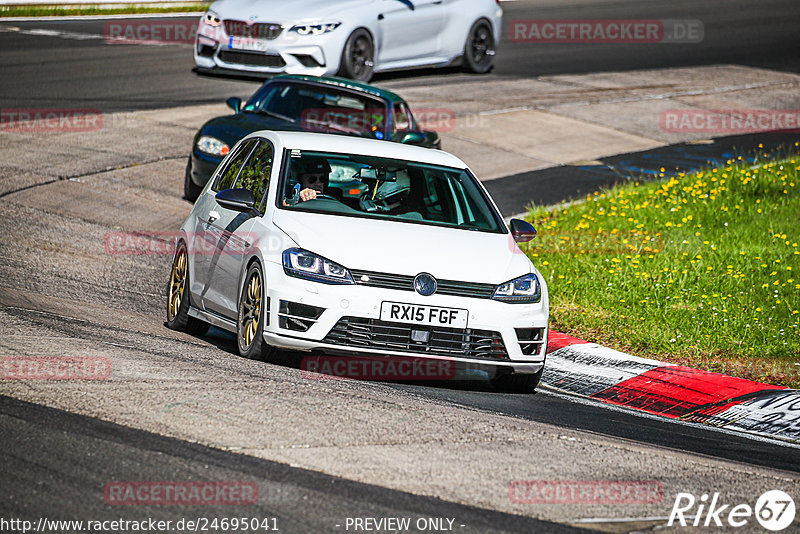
[271,75,406,104]
[248,130,467,169]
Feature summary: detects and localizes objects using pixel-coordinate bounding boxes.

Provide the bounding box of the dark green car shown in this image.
[185,75,441,201]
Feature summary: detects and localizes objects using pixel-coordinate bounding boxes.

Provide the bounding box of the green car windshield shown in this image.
[279,150,506,233]
[244,82,390,139]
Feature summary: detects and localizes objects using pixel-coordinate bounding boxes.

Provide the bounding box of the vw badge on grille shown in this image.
[413,273,437,296]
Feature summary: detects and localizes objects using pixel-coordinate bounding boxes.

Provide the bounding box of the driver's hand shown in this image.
[299,188,318,202]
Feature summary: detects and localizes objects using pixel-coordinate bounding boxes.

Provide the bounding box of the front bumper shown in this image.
[194,24,343,76]
[190,150,223,188]
[260,261,548,373]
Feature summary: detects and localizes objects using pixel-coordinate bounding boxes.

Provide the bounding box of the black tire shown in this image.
[166,242,209,336]
[490,368,543,394]
[463,20,496,74]
[338,29,374,82]
[184,157,202,202]
[237,262,276,361]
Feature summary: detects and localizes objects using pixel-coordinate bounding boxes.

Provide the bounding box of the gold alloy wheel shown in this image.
[168,247,187,320]
[240,270,262,348]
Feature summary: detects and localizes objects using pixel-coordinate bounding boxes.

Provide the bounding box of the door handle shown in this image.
[208,211,220,224]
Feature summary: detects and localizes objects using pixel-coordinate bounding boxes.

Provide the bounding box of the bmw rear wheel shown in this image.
[166,242,209,336]
[339,29,374,82]
[237,262,276,361]
[463,20,495,74]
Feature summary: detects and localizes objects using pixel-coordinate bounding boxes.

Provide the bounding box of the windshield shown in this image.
[244,82,389,139]
[278,150,505,233]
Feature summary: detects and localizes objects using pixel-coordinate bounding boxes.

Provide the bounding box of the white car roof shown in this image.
[245,130,468,170]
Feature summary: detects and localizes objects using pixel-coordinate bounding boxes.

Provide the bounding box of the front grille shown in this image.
[324,317,509,360]
[515,327,545,356]
[217,50,286,68]
[278,300,324,332]
[197,43,216,57]
[292,54,322,67]
[224,20,283,40]
[350,269,496,300]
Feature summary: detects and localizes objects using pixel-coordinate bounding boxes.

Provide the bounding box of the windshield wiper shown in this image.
[251,109,296,123]
[303,118,368,136]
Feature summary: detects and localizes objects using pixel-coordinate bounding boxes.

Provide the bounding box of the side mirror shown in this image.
[400,131,426,145]
[510,219,537,243]
[226,97,242,113]
[216,188,258,215]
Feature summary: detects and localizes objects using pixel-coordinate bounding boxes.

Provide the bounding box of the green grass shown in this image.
[0,4,209,18]
[523,146,800,387]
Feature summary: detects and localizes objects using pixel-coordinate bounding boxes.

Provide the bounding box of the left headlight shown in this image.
[492,273,541,303]
[196,136,230,156]
[290,22,341,35]
[203,10,222,27]
[282,248,354,285]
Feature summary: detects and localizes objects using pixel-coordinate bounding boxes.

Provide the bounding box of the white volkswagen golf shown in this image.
[167,131,548,392]
[195,0,502,81]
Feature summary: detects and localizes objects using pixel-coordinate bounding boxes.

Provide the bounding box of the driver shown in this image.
[291,157,331,203]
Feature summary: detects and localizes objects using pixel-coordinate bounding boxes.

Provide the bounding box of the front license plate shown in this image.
[228,36,271,52]
[380,302,468,329]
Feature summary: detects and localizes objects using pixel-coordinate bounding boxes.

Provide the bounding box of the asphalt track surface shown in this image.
[0,0,798,110]
[1,1,800,531]
[0,395,579,533]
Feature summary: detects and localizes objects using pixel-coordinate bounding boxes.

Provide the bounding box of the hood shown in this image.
[210,0,373,23]
[201,111,381,147]
[272,209,532,285]
[201,112,303,145]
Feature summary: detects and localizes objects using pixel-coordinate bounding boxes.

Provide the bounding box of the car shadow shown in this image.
[192,67,270,84]
[370,65,466,83]
[190,65,479,86]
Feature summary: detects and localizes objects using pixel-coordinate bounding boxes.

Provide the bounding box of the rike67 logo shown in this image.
[668,490,796,531]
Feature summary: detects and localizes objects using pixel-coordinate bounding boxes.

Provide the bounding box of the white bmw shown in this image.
[195,0,502,81]
[167,131,548,392]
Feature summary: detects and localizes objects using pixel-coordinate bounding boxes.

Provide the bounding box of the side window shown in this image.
[234,140,274,212]
[213,139,257,192]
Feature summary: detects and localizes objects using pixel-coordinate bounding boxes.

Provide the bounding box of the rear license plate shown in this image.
[380,302,468,329]
[228,36,271,52]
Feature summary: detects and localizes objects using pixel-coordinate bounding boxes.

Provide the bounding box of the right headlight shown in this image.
[290,22,341,35]
[282,248,354,285]
[492,273,541,303]
[196,135,230,156]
